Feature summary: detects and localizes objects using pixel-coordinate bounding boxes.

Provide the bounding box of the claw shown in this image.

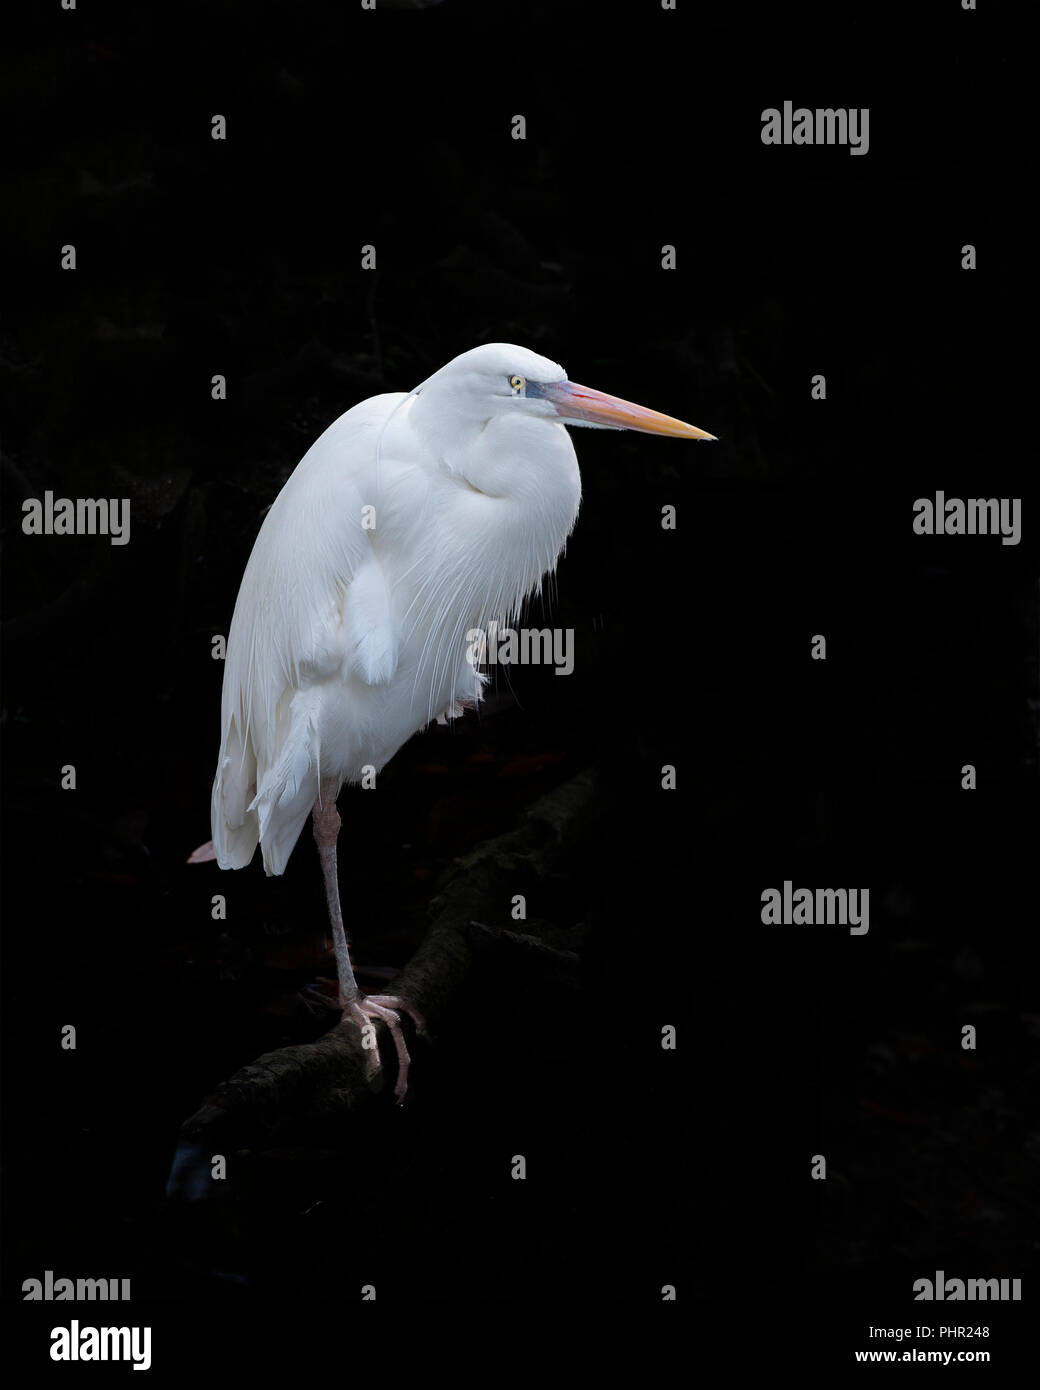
[343,994,424,1102]
[366,994,427,1037]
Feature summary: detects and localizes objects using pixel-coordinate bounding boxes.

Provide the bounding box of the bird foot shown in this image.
[343,993,427,1103]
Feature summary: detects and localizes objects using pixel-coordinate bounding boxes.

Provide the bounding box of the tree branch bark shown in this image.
[166,767,598,1197]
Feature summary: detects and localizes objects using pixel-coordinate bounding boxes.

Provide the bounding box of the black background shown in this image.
[3,0,1035,1370]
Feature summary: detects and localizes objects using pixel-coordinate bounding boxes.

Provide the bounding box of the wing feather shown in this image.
[211,394,404,873]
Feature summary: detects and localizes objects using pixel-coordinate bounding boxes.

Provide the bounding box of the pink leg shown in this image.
[312,779,425,1101]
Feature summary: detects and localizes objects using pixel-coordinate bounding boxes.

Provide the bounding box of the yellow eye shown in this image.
[509,374,525,393]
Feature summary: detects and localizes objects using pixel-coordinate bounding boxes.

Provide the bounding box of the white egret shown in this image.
[208,342,715,1097]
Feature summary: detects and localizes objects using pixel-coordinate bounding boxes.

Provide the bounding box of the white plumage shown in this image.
[213,344,585,874]
[206,341,714,1097]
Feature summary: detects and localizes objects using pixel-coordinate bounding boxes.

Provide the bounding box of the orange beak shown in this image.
[539,379,716,440]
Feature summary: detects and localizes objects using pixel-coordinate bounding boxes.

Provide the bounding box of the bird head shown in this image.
[404,341,715,555]
[412,342,716,442]
[395,343,717,635]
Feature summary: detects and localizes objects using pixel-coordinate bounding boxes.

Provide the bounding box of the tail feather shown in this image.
[244,689,321,876]
[212,761,260,870]
[211,713,261,870]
